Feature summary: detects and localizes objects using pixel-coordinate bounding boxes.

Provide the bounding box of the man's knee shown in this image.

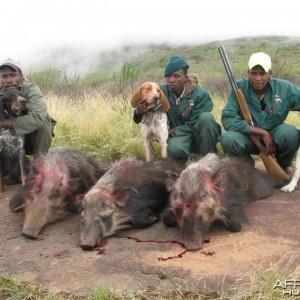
[283,127,299,150]
[275,125,299,153]
[195,112,221,136]
[219,132,234,153]
[34,123,53,155]
[168,138,189,160]
[196,112,215,127]
[220,131,249,155]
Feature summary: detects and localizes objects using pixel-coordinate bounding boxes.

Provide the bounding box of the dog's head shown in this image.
[130,82,170,113]
[1,89,28,117]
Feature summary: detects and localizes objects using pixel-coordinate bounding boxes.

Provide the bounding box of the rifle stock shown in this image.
[218,46,289,182]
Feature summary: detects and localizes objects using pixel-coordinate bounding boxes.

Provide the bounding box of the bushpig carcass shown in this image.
[163,153,274,251]
[9,147,106,238]
[80,157,184,250]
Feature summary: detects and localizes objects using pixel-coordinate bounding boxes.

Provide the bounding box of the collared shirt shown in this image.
[221,77,300,134]
[160,83,213,137]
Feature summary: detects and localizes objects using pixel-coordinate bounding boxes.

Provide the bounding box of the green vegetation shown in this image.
[27,35,300,94]
[46,91,300,165]
[112,63,141,101]
[2,35,300,299]
[1,257,300,299]
[48,92,145,165]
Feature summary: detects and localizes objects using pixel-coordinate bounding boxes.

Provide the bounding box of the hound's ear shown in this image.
[158,88,170,113]
[130,86,142,108]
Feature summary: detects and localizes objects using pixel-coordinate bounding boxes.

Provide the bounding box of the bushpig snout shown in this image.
[182,215,205,251]
[22,205,50,238]
[80,243,95,251]
[80,202,108,251]
[22,200,68,238]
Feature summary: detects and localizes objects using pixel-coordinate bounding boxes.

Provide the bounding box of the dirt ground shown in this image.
[0,165,299,297]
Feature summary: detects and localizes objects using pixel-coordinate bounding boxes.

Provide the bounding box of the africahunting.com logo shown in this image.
[273,279,300,297]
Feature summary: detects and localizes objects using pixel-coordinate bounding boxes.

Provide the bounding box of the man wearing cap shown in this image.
[220,52,300,172]
[133,55,221,162]
[0,58,56,184]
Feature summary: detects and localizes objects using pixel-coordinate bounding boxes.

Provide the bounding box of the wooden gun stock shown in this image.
[218,46,289,182]
[235,89,289,181]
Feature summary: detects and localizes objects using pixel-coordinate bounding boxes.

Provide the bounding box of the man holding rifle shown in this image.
[220,52,300,174]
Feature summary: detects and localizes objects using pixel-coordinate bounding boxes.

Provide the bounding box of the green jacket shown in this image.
[222,77,300,135]
[0,78,55,136]
[160,75,213,137]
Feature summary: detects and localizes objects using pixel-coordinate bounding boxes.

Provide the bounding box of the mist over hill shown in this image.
[24,35,300,84]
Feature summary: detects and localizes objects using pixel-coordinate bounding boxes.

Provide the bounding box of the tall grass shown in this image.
[47,92,146,165]
[47,91,300,166]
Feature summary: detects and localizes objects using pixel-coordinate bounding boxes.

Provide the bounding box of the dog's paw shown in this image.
[281,182,297,193]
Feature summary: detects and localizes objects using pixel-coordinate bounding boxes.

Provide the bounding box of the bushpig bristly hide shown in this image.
[80,157,184,250]
[9,147,106,238]
[163,153,274,251]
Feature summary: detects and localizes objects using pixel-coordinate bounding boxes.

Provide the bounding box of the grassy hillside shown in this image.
[28,35,300,91]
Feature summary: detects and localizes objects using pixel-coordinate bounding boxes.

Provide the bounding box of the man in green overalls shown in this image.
[134,55,221,162]
[0,58,56,184]
[220,52,300,171]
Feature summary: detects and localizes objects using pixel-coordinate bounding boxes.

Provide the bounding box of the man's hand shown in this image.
[261,131,276,154]
[250,126,276,154]
[168,128,176,137]
[0,119,13,129]
[135,99,148,116]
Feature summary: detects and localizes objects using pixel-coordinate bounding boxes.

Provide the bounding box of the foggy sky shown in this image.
[2,0,299,73]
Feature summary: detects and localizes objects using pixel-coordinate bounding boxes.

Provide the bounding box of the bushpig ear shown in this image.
[165,178,176,192]
[68,177,85,194]
[73,194,85,212]
[113,187,138,207]
[211,168,227,193]
[197,169,219,192]
[130,86,143,108]
[158,88,170,113]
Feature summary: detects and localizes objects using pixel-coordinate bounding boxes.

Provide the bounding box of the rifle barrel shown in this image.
[218,46,238,92]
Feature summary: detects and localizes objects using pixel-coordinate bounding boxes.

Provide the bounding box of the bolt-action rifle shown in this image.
[218,46,289,181]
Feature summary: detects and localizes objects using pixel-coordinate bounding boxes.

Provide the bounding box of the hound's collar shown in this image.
[147,102,163,112]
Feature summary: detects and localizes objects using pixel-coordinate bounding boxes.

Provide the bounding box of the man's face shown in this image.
[248,65,272,94]
[0,67,23,90]
[165,69,187,95]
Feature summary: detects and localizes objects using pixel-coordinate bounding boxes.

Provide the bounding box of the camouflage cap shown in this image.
[0,58,23,73]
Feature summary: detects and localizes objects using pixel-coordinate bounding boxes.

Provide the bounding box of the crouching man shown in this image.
[0,58,56,185]
[133,55,221,163]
